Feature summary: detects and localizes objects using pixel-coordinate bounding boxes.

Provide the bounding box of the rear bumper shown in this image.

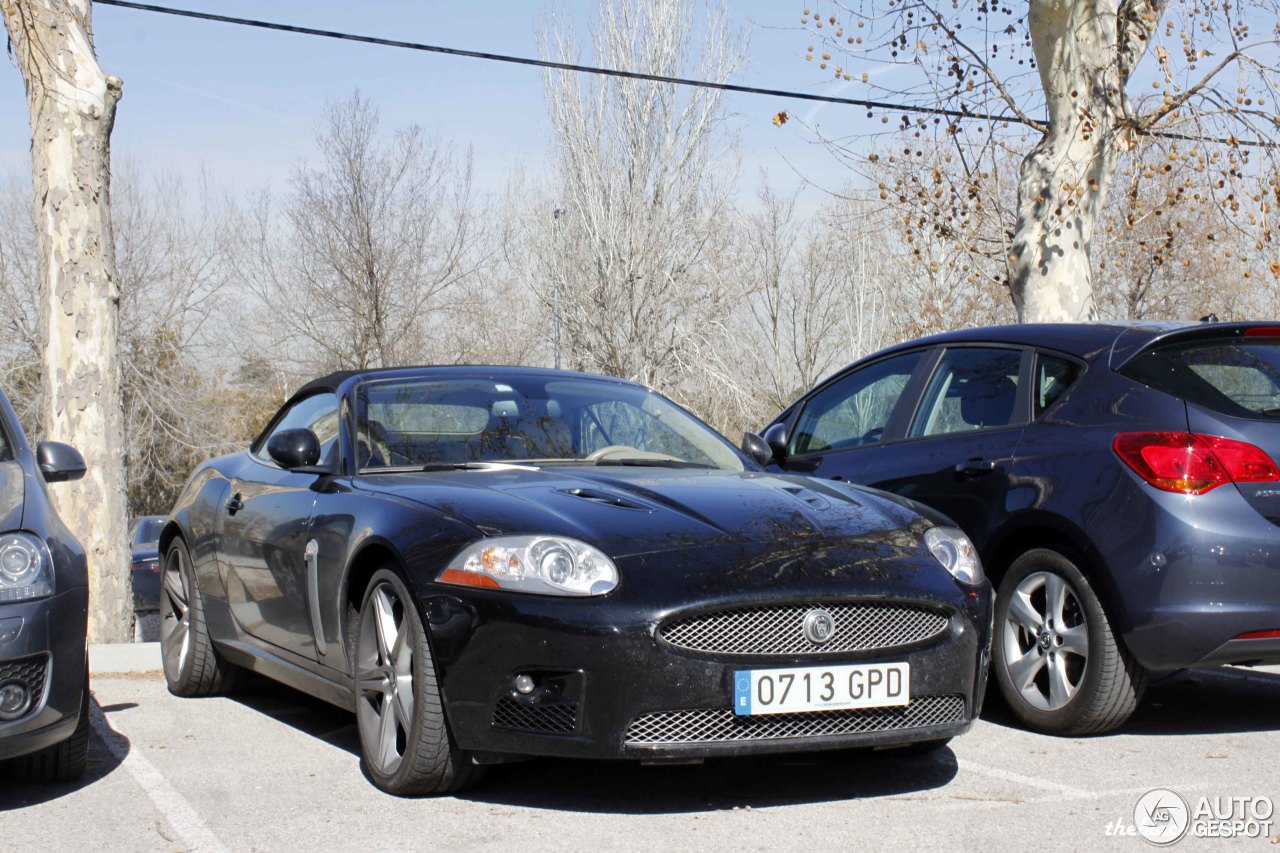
[1099,475,1280,670]
[0,587,89,761]
[418,542,991,761]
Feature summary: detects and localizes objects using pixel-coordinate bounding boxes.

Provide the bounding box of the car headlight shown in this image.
[924,526,983,586]
[438,535,618,596]
[0,532,54,602]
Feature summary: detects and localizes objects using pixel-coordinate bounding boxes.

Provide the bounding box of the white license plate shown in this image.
[733,662,910,716]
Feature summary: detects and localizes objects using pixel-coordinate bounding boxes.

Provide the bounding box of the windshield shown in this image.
[354,375,745,472]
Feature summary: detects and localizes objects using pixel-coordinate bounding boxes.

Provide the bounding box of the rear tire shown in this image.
[161,536,245,697]
[7,667,90,783]
[993,548,1145,735]
[353,567,483,796]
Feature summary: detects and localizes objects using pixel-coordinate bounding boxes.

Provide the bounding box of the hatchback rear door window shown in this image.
[910,348,1025,437]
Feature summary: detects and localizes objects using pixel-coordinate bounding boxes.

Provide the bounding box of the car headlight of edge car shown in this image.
[924,526,983,586]
[0,532,54,602]
[438,535,618,596]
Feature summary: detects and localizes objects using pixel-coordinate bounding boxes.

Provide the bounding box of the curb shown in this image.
[90,641,162,675]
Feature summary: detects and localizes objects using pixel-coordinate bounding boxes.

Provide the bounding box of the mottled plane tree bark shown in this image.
[803,0,1279,322]
[3,0,131,641]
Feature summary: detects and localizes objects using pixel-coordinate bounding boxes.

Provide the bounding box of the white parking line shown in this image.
[955,758,1096,797]
[956,758,1192,806]
[90,702,230,853]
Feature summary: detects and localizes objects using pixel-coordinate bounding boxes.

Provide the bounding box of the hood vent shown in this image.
[780,485,831,510]
[559,487,652,511]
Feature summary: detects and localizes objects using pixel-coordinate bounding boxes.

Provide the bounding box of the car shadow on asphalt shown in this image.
[979,665,1280,736]
[231,676,959,812]
[0,694,128,810]
[463,747,958,813]
[1121,665,1280,735]
[229,676,362,755]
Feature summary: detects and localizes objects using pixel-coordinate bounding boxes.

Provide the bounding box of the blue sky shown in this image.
[1,1,867,200]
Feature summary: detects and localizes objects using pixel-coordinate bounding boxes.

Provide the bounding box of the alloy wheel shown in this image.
[160,547,192,683]
[356,581,416,777]
[1000,570,1090,711]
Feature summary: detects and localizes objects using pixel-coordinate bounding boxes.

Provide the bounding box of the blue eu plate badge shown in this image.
[734,671,752,716]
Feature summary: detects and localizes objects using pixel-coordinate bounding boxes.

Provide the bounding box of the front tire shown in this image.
[160,537,245,697]
[353,568,483,796]
[6,667,90,783]
[993,548,1145,735]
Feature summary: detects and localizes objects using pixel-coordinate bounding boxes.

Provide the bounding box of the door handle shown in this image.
[955,459,998,476]
[225,493,244,514]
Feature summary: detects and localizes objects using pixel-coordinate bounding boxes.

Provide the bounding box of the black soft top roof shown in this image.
[283,364,642,405]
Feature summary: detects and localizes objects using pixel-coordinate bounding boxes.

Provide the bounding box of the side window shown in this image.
[1035,353,1083,418]
[790,351,924,455]
[911,348,1023,437]
[255,393,341,466]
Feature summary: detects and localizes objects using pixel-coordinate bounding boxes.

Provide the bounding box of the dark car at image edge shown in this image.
[0,388,90,783]
[759,320,1280,736]
[159,365,991,795]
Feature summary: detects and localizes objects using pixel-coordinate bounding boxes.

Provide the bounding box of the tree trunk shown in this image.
[1010,0,1163,322]
[3,0,131,642]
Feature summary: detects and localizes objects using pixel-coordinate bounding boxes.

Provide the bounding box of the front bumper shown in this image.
[416,541,991,761]
[0,586,89,762]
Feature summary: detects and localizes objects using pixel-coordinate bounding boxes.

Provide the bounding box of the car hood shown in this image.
[0,461,25,532]
[354,466,932,558]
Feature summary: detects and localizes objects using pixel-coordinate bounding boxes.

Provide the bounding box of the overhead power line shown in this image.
[95,0,1276,150]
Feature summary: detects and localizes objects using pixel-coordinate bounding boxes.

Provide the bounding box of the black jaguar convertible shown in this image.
[160,366,991,795]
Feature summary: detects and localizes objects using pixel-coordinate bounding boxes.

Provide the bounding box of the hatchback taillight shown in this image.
[1112,432,1280,495]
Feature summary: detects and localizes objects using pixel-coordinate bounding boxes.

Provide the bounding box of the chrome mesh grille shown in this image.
[491,697,578,733]
[659,602,948,656]
[625,694,965,747]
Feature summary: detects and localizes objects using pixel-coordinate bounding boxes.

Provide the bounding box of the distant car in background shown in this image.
[129,515,166,642]
[759,321,1280,736]
[0,386,90,783]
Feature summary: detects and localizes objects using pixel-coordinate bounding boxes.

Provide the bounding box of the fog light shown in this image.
[0,681,30,720]
[513,674,535,695]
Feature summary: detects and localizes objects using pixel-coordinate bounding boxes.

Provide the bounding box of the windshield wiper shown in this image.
[593,458,716,469]
[363,462,534,473]
[419,462,496,472]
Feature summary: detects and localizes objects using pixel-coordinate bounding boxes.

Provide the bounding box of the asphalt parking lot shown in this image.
[3,650,1279,853]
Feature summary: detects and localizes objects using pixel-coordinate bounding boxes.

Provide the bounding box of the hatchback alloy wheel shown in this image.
[1001,570,1089,711]
[993,548,1145,735]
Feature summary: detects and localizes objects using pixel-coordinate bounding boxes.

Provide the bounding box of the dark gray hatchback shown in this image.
[0,387,90,782]
[759,321,1280,735]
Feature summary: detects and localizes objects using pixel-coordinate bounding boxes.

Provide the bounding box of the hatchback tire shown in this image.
[993,548,1145,735]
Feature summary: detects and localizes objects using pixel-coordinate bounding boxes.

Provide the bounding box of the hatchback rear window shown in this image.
[1121,340,1280,418]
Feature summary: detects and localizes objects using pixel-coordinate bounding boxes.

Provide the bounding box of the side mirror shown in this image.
[35,441,87,483]
[267,429,322,470]
[763,422,789,462]
[740,432,774,467]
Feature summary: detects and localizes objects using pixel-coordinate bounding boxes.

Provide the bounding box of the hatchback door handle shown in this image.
[955,459,998,476]
[225,493,244,514]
